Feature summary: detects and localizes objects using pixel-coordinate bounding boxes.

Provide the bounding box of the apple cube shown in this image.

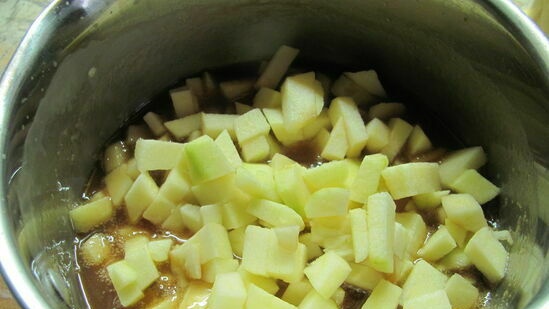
[381,118,413,162]
[235,163,279,201]
[269,243,307,283]
[412,190,450,210]
[395,212,427,257]
[179,281,211,309]
[439,146,487,187]
[331,74,374,105]
[303,159,355,192]
[143,112,167,136]
[281,72,324,132]
[143,195,176,225]
[234,108,271,144]
[263,108,304,146]
[201,113,238,139]
[441,194,487,232]
[366,192,396,273]
[202,258,239,283]
[221,200,257,230]
[124,236,159,290]
[238,267,280,295]
[124,172,159,224]
[464,227,508,283]
[304,251,352,298]
[407,125,432,156]
[393,222,409,260]
[274,165,310,217]
[200,204,223,225]
[364,118,390,153]
[381,162,441,199]
[311,128,330,153]
[79,233,111,266]
[349,208,369,263]
[445,274,479,309]
[70,197,113,233]
[282,279,313,305]
[164,113,202,141]
[106,260,143,307]
[450,169,500,204]
[161,207,185,233]
[401,260,447,303]
[328,97,368,157]
[444,219,468,247]
[256,45,299,89]
[248,199,305,230]
[242,225,277,276]
[368,103,406,120]
[241,135,271,163]
[148,238,173,263]
[103,141,128,173]
[254,87,282,108]
[344,70,386,97]
[235,102,253,115]
[320,118,348,160]
[417,225,457,261]
[179,204,203,233]
[134,139,185,172]
[220,79,254,102]
[299,233,323,260]
[215,129,242,169]
[208,272,247,309]
[361,279,402,309]
[301,109,332,140]
[305,188,350,219]
[192,173,239,205]
[125,124,152,146]
[186,77,205,97]
[246,284,297,309]
[387,257,413,284]
[274,226,300,251]
[228,226,246,257]
[195,223,233,263]
[157,169,191,204]
[170,88,199,118]
[350,153,389,203]
[125,158,140,180]
[345,262,383,291]
[184,135,234,184]
[403,290,452,309]
[437,248,472,271]
[298,290,338,309]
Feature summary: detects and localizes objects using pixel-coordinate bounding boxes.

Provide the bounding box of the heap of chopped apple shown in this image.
[69,45,511,309]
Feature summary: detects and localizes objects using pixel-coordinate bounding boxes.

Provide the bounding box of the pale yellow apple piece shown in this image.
[187,129,202,141]
[135,139,185,172]
[311,128,330,153]
[464,226,508,283]
[124,172,159,224]
[444,218,468,247]
[242,225,277,276]
[143,111,167,136]
[366,192,396,273]
[192,173,239,205]
[345,70,387,97]
[262,108,304,146]
[331,74,374,105]
[228,226,246,257]
[106,260,143,307]
[200,204,223,225]
[248,199,305,230]
[125,158,140,180]
[349,208,369,263]
[179,204,203,233]
[103,141,129,173]
[186,77,205,97]
[254,87,282,108]
[387,257,413,284]
[70,197,113,233]
[395,212,427,257]
[148,298,176,309]
[220,79,254,101]
[235,102,253,115]
[202,258,239,283]
[164,113,202,141]
[439,146,486,187]
[403,290,452,309]
[417,225,457,261]
[368,103,406,120]
[170,242,201,279]
[184,135,234,184]
[235,163,279,201]
[246,284,297,309]
[393,222,409,260]
[208,272,247,309]
[194,223,234,263]
[256,45,299,89]
[234,108,271,144]
[161,207,185,233]
[321,118,348,160]
[282,279,313,306]
[124,236,159,290]
[401,260,447,303]
[143,194,176,225]
[201,113,238,139]
[170,88,199,118]
[381,162,441,199]
[126,124,152,146]
[450,169,500,204]
[302,109,332,140]
[328,97,368,157]
[105,164,133,207]
[305,187,350,219]
[407,125,432,156]
[274,225,300,251]
[345,262,383,290]
[148,238,173,263]
[241,135,271,163]
[221,200,256,230]
[361,279,402,309]
[437,247,472,271]
[303,251,352,298]
[303,159,356,192]
[269,242,307,283]
[298,290,338,309]
[274,164,310,218]
[79,233,111,266]
[299,233,323,261]
[441,193,487,232]
[215,129,243,169]
[238,266,280,295]
[281,72,324,132]
[350,153,389,203]
[412,190,450,210]
[445,274,479,309]
[381,118,413,162]
[158,169,192,203]
[179,281,211,309]
[364,118,390,153]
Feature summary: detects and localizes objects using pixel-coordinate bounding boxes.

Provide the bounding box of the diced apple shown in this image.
[246,284,297,309]
[195,223,234,263]
[417,225,457,261]
[412,190,450,210]
[221,200,256,230]
[106,260,144,307]
[148,238,173,263]
[241,135,271,163]
[200,204,223,225]
[192,173,239,205]
[274,226,300,251]
[302,109,332,140]
[464,227,508,283]
[256,45,299,89]
[387,257,413,284]
[157,169,192,204]
[209,272,247,309]
[364,118,390,153]
[381,162,441,199]
[274,165,310,218]
[303,251,352,298]
[234,108,271,144]
[281,72,324,132]
[303,160,356,192]
[124,172,159,224]
[401,260,447,303]
[350,153,389,203]
[105,165,133,207]
[164,113,202,141]
[202,258,239,283]
[143,195,176,225]
[179,281,211,309]
[126,124,152,146]
[186,77,205,97]
[184,135,234,184]
[170,88,199,118]
[361,279,402,309]
[344,70,387,97]
[298,290,338,309]
[148,298,176,309]
[282,279,313,306]
[321,118,348,160]
[381,118,413,162]
[311,128,330,153]
[248,199,305,230]
[407,125,432,156]
[366,192,396,273]
[235,163,279,201]
[349,208,369,263]
[135,139,185,172]
[439,147,487,187]
[104,141,129,173]
[161,207,185,233]
[70,197,113,233]
[403,290,451,309]
[235,102,253,115]
[328,97,368,157]
[331,74,374,105]
[79,233,111,266]
[393,222,409,260]
[345,262,383,291]
[437,248,472,271]
[269,242,307,283]
[441,194,487,232]
[143,112,167,136]
[368,103,406,120]
[444,219,468,247]
[125,158,140,180]
[445,274,479,309]
[299,233,323,261]
[215,129,243,169]
[254,87,282,108]
[124,236,159,290]
[305,188,350,219]
[201,113,238,139]
[179,204,203,233]
[238,266,280,295]
[395,212,427,257]
[449,169,500,204]
[242,225,277,276]
[263,108,304,146]
[220,79,254,101]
